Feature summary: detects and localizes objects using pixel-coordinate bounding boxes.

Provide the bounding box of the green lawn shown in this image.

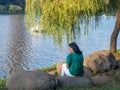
[57,85,120,90]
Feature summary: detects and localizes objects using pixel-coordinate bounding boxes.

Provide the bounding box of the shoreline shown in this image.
[0,63,120,90]
[0,4,24,14]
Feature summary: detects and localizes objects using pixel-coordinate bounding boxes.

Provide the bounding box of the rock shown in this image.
[47,70,57,76]
[56,61,65,75]
[116,59,120,67]
[56,76,93,87]
[6,70,56,90]
[83,67,93,77]
[84,50,118,73]
[57,62,93,77]
[91,75,113,86]
[103,68,120,78]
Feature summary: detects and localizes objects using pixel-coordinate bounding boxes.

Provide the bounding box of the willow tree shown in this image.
[25,0,120,54]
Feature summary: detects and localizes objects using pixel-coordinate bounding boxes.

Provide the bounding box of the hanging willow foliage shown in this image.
[25,0,120,44]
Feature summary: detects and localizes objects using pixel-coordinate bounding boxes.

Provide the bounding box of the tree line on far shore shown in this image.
[0,0,25,14]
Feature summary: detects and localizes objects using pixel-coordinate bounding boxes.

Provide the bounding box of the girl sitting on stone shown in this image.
[61,42,84,77]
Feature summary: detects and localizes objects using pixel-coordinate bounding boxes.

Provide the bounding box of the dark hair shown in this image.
[69,42,82,54]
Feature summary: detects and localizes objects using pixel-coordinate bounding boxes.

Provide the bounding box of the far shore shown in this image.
[0,4,24,15]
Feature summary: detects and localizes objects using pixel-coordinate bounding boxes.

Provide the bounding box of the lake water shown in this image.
[0,14,120,78]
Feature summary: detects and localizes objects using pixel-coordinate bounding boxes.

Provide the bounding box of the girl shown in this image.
[61,42,84,77]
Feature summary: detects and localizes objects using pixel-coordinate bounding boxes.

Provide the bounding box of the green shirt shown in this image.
[66,52,84,76]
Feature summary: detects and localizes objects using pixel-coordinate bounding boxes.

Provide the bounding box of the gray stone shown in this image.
[83,67,93,77]
[6,70,56,90]
[56,76,93,87]
[91,75,113,86]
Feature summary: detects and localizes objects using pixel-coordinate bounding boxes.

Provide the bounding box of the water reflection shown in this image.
[2,15,31,77]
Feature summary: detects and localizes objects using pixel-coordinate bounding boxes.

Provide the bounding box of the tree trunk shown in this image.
[110,7,120,53]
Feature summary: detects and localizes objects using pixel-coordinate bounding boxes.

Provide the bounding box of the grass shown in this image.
[39,64,56,72]
[114,49,120,60]
[0,78,8,90]
[57,86,120,90]
[112,69,120,83]
[117,49,120,54]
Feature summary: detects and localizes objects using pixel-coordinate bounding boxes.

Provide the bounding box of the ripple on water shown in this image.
[0,15,120,78]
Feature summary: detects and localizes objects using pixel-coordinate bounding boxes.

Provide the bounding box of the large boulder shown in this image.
[84,50,118,73]
[56,62,93,77]
[6,70,56,90]
[56,76,93,87]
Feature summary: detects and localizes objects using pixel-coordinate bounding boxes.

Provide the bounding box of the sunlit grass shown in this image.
[114,49,120,60]
[117,49,120,54]
[39,64,56,72]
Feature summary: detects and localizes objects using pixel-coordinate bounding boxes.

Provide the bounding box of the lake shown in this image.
[0,14,120,78]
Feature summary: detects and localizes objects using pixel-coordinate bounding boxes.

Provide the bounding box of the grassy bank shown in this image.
[39,64,56,72]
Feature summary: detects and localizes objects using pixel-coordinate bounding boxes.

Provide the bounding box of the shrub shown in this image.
[9,4,23,13]
[115,49,120,59]
[0,78,8,90]
[0,5,6,13]
[117,49,120,54]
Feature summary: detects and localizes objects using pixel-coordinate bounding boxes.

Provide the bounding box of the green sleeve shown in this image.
[66,54,71,66]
